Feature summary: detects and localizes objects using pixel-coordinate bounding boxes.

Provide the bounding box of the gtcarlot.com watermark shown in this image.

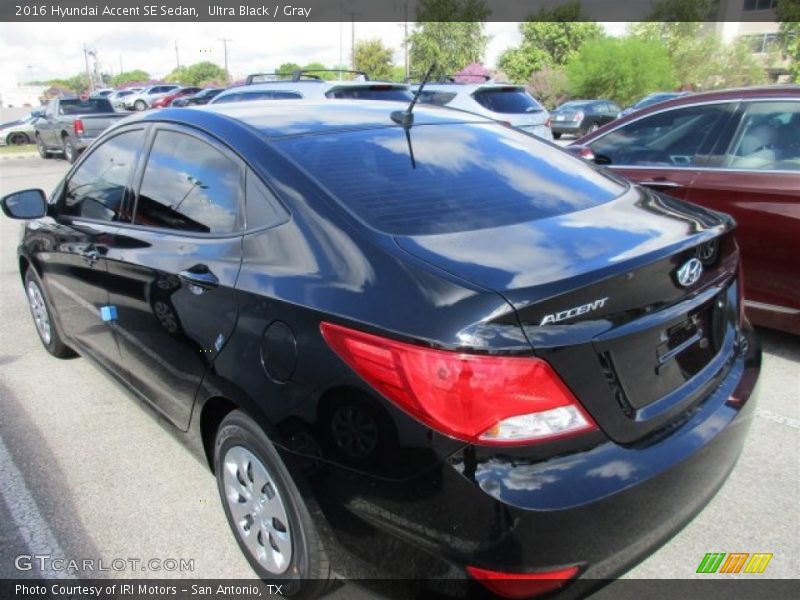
[15,554,195,573]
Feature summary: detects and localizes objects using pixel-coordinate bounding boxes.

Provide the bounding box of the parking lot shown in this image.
[0,156,798,593]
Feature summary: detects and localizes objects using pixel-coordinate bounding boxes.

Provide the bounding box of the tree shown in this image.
[276,62,302,76]
[528,67,570,109]
[409,0,489,78]
[566,37,677,106]
[111,70,150,87]
[497,2,602,84]
[165,62,227,87]
[454,62,491,82]
[354,39,395,81]
[777,0,800,82]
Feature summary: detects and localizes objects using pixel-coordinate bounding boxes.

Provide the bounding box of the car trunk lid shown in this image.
[394,187,742,444]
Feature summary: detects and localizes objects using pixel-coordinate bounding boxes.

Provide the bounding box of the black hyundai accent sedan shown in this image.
[2,101,760,599]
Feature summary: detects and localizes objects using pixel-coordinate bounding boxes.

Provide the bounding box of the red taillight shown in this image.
[545,116,552,128]
[72,119,85,136]
[467,565,580,599]
[578,146,595,160]
[320,322,596,445]
[575,110,585,122]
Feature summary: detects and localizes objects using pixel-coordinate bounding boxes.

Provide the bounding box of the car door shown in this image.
[104,125,244,429]
[585,101,739,200]
[685,98,800,322]
[38,127,147,373]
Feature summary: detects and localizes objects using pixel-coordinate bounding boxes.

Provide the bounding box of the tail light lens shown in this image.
[320,322,596,445]
[467,565,580,598]
[72,119,85,136]
[545,116,552,128]
[575,110,585,122]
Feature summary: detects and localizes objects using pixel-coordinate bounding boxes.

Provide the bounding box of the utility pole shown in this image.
[174,40,180,69]
[82,44,94,93]
[345,11,357,70]
[219,38,231,83]
[119,54,123,75]
[402,2,409,79]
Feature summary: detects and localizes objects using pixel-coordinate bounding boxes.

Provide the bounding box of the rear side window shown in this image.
[724,100,800,171]
[278,123,625,235]
[588,103,734,167]
[134,130,242,234]
[59,99,114,115]
[215,91,303,103]
[326,87,412,101]
[418,91,457,106]
[62,129,144,222]
[473,89,543,114]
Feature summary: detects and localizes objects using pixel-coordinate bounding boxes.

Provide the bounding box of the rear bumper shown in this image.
[314,324,761,594]
[551,122,583,135]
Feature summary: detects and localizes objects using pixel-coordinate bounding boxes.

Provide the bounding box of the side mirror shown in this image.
[565,145,596,162]
[30,110,43,118]
[1,189,47,219]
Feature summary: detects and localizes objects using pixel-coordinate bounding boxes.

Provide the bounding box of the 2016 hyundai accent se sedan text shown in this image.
[1,100,761,599]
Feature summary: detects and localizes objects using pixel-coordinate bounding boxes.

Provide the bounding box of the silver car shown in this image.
[125,84,181,111]
[412,78,552,140]
[0,113,40,146]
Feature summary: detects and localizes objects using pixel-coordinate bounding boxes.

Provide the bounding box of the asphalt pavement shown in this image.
[0,157,797,595]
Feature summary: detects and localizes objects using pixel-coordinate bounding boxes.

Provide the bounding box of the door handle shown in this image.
[178,265,219,292]
[638,180,682,189]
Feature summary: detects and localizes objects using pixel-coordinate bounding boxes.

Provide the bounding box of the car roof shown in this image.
[413,82,523,93]
[140,99,491,139]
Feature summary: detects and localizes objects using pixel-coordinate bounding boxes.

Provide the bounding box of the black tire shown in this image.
[62,136,78,164]
[214,410,332,599]
[36,134,52,159]
[23,269,76,358]
[8,132,28,145]
[134,99,147,111]
[552,132,562,140]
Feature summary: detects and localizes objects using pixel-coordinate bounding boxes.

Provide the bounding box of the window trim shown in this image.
[55,125,149,225]
[120,123,247,239]
[589,97,800,175]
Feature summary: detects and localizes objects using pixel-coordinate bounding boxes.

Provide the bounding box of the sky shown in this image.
[0,21,628,87]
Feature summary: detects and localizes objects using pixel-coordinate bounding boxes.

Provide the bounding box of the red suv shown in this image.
[574,86,800,335]
[150,86,203,109]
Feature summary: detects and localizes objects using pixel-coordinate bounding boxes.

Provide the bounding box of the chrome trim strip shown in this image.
[745,300,800,315]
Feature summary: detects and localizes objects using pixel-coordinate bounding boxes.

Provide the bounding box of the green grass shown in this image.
[0,143,37,155]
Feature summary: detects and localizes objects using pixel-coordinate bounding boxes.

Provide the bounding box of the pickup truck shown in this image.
[34,96,126,163]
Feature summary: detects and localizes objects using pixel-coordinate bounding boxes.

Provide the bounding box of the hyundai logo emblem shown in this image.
[677,258,703,287]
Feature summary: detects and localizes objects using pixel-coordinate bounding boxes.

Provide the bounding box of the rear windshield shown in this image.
[58,99,114,115]
[325,87,412,101]
[277,123,626,235]
[473,88,543,114]
[557,101,591,110]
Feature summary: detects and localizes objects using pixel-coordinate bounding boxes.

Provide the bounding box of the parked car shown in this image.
[2,99,760,598]
[210,70,412,104]
[171,87,225,106]
[107,88,141,111]
[413,76,552,139]
[90,88,114,99]
[151,86,203,109]
[573,85,800,335]
[0,112,40,145]
[619,91,693,118]
[33,96,126,163]
[125,84,181,111]
[549,99,621,139]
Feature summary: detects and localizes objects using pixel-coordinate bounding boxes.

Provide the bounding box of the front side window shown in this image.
[724,101,800,171]
[588,103,734,167]
[61,129,144,222]
[134,130,241,234]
